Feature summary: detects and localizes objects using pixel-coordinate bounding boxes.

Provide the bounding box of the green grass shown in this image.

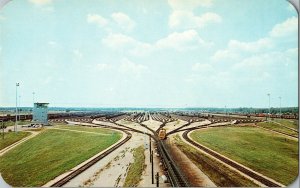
[123,145,146,187]
[0,128,122,187]
[173,135,258,187]
[273,119,298,130]
[190,126,298,185]
[54,124,120,134]
[0,131,31,150]
[258,121,298,137]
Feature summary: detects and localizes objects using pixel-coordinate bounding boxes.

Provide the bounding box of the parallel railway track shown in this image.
[182,130,283,187]
[50,130,132,187]
[157,140,190,187]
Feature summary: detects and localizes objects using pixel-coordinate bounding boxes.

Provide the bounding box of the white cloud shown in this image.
[168,0,213,11]
[48,41,57,46]
[111,12,136,32]
[43,76,53,84]
[102,33,153,56]
[73,49,83,61]
[211,49,239,62]
[102,33,135,48]
[119,58,148,76]
[228,38,272,52]
[156,29,211,51]
[87,14,108,27]
[286,47,298,57]
[95,63,111,71]
[233,48,297,72]
[169,11,221,29]
[0,15,6,21]
[212,16,297,63]
[28,0,52,6]
[211,38,272,62]
[168,0,220,30]
[87,12,135,32]
[287,3,296,12]
[192,63,214,72]
[102,30,210,55]
[270,16,298,38]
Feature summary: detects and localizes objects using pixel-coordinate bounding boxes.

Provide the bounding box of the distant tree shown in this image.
[0,121,6,139]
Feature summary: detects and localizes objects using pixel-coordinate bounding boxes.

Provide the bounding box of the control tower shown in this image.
[32,103,49,125]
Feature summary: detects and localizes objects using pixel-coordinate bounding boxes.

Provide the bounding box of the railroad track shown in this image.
[57,118,188,187]
[182,130,283,187]
[110,119,190,187]
[157,140,190,187]
[50,130,132,187]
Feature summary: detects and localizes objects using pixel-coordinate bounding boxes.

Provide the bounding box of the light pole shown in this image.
[267,93,271,122]
[279,96,282,118]
[32,92,35,105]
[19,95,21,123]
[15,83,19,132]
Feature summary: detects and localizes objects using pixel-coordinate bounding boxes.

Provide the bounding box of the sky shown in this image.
[0,0,298,108]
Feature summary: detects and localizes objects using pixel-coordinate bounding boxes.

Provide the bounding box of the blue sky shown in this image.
[0,0,298,108]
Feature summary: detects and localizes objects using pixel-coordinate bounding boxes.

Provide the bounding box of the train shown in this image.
[0,112,100,122]
[158,128,167,140]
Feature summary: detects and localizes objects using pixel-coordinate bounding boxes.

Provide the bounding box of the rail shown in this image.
[50,130,132,187]
[182,130,283,187]
[157,140,189,187]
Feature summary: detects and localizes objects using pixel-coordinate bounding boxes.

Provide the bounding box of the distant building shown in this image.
[32,103,49,125]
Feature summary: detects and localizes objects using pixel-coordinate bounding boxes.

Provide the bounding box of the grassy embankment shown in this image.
[257,121,298,137]
[273,118,298,130]
[173,135,259,187]
[190,126,298,185]
[0,126,122,187]
[123,145,146,187]
[0,132,31,150]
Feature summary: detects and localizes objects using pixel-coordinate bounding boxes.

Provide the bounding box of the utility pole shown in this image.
[32,92,35,104]
[149,137,152,152]
[151,150,154,184]
[15,83,19,132]
[279,96,282,118]
[267,93,271,122]
[156,172,159,187]
[19,95,21,123]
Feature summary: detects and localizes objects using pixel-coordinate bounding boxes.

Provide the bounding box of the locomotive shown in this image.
[158,128,167,140]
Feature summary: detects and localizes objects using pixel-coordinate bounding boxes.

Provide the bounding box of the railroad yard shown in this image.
[0,111,298,187]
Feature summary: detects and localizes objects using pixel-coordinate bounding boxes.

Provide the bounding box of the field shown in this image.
[54,124,120,134]
[0,127,122,187]
[190,126,298,185]
[257,121,298,137]
[0,132,31,150]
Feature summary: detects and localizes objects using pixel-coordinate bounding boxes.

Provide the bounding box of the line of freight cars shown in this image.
[0,113,92,122]
[174,112,298,120]
[0,112,128,122]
